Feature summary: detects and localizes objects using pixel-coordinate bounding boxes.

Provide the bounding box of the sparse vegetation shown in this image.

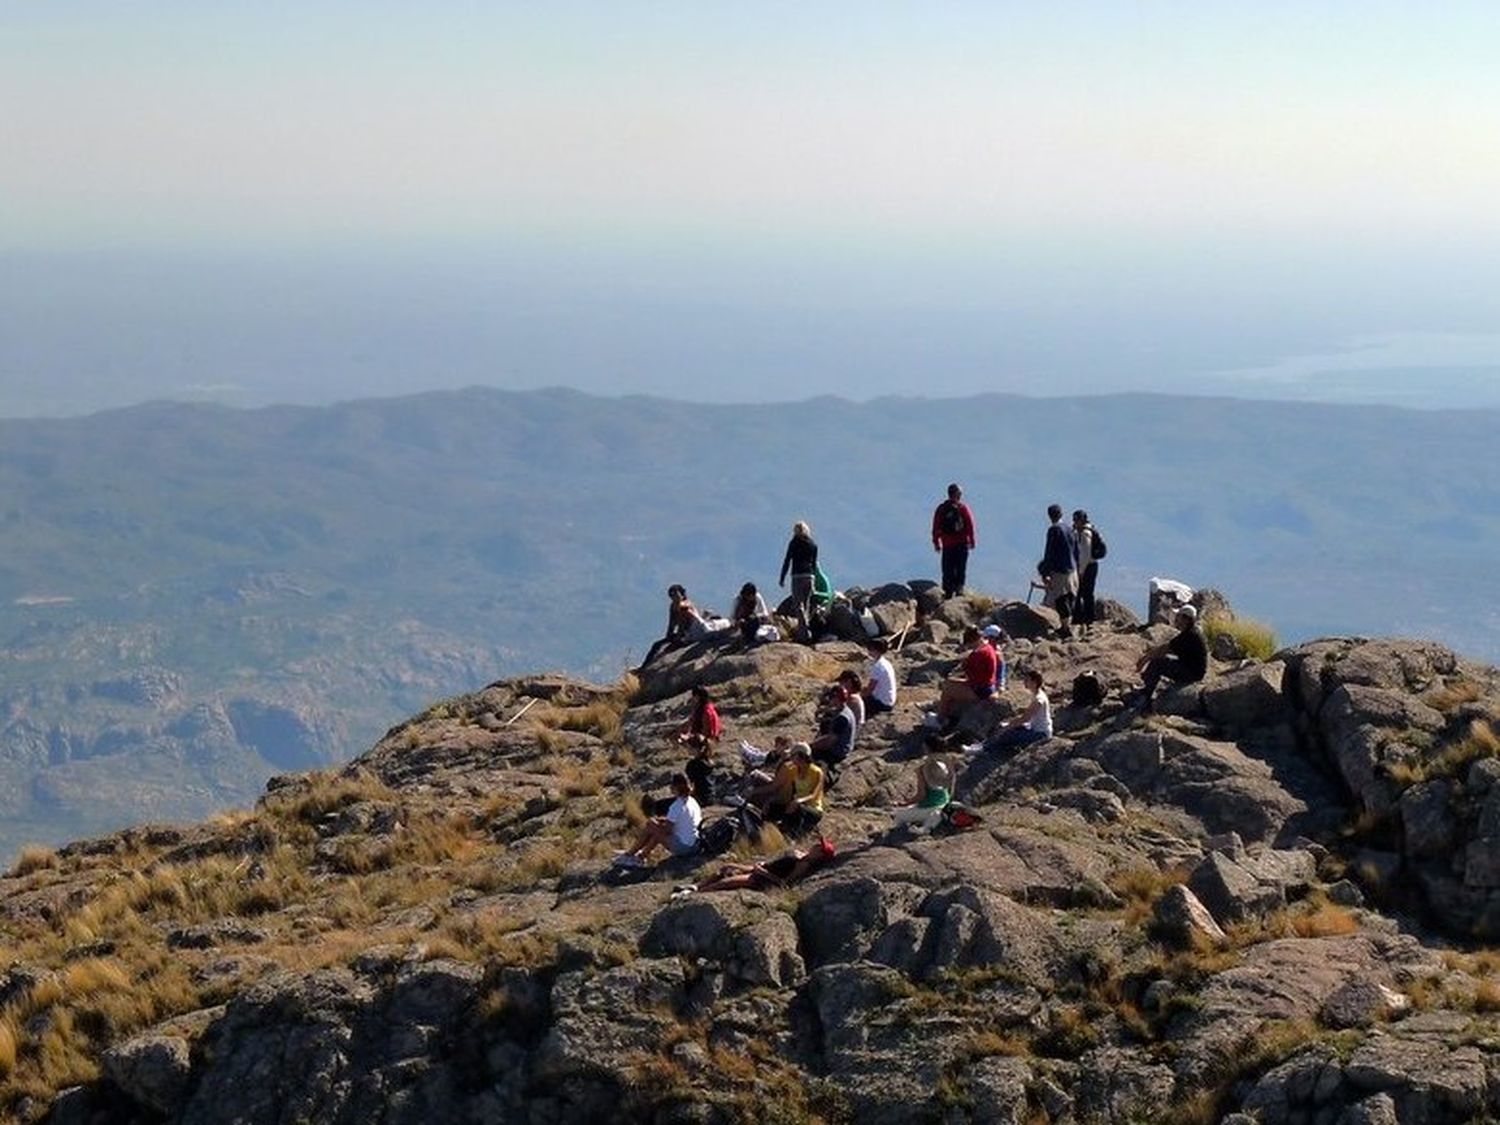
[1202,612,1278,661]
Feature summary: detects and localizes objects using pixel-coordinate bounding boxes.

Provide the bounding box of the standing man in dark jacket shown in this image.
[779,521,819,641]
[932,483,977,600]
[1038,504,1077,639]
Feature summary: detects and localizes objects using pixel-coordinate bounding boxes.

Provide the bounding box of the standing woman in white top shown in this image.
[979,669,1053,753]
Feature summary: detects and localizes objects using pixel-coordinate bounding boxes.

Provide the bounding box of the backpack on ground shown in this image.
[940,501,966,537]
[1088,525,1107,559]
[1072,671,1105,708]
[698,815,739,857]
[942,802,984,830]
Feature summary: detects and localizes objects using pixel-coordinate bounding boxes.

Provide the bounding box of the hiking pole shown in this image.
[504,698,540,726]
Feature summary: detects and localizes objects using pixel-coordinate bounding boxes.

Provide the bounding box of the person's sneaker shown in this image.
[671,886,696,899]
[962,742,983,755]
[612,853,644,868]
[923,712,943,730]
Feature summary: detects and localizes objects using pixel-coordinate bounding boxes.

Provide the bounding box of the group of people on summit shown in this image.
[621,484,1209,881]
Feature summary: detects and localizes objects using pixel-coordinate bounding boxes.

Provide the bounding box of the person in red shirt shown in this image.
[932,627,999,724]
[931,483,977,600]
[678,686,721,750]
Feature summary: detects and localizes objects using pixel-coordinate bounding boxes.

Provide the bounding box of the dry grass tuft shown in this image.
[10,845,59,878]
[1475,978,1500,1013]
[1109,863,1189,927]
[1202,613,1278,661]
[1426,680,1484,714]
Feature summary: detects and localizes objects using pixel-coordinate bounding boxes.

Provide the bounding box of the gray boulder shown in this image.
[1202,661,1289,730]
[1153,883,1227,947]
[102,1033,192,1117]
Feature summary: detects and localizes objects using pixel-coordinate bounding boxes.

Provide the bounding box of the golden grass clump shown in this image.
[261,769,397,829]
[0,1019,15,1079]
[1202,613,1278,661]
[1426,680,1485,714]
[1109,863,1190,927]
[9,845,59,878]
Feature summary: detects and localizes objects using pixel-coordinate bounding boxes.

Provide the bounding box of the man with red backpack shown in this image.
[932,483,977,600]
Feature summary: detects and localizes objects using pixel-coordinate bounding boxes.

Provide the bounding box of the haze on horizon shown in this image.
[4,2,1500,418]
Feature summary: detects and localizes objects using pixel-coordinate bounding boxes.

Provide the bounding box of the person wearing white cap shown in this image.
[1133,605,1209,713]
[980,624,1008,691]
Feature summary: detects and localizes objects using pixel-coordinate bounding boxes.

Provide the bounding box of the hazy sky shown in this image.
[4,3,1500,415]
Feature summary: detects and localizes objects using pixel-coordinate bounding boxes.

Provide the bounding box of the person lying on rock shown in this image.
[808,684,857,769]
[862,637,898,716]
[673,836,836,896]
[837,670,866,729]
[642,585,707,666]
[750,743,825,836]
[614,773,701,868]
[929,627,998,729]
[891,735,955,833]
[978,668,1053,753]
[1133,605,1209,714]
[739,733,792,778]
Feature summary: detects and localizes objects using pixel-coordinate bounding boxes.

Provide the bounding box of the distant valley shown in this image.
[0,387,1497,859]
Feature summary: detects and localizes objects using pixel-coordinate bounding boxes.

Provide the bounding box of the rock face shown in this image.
[1283,637,1500,938]
[8,592,1500,1124]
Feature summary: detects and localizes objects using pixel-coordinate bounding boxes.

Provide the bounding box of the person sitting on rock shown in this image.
[979,669,1053,753]
[642,585,707,666]
[863,637,898,716]
[678,685,722,751]
[981,623,1008,691]
[674,836,836,896]
[809,684,857,769]
[731,582,773,642]
[930,627,999,728]
[752,743,825,836]
[1134,605,1209,714]
[891,735,955,833]
[837,670,866,729]
[614,772,701,868]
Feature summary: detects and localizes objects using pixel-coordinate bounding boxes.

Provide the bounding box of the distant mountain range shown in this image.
[1,387,1497,858]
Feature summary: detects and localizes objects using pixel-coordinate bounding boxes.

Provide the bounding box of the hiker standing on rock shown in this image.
[1038,504,1078,640]
[932,483,977,600]
[779,521,819,641]
[1072,509,1102,637]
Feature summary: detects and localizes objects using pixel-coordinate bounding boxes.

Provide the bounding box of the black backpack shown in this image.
[940,501,966,536]
[1072,671,1105,708]
[698,815,739,857]
[1088,525,1107,559]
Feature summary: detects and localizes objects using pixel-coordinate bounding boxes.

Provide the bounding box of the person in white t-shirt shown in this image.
[614,773,701,867]
[863,638,898,716]
[978,669,1053,754]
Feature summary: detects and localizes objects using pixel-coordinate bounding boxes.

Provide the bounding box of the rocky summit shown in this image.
[3,581,1500,1125]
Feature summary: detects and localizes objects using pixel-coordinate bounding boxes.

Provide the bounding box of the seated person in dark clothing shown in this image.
[676,836,836,896]
[808,684,857,768]
[685,743,717,807]
[1135,605,1209,713]
[731,582,773,641]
